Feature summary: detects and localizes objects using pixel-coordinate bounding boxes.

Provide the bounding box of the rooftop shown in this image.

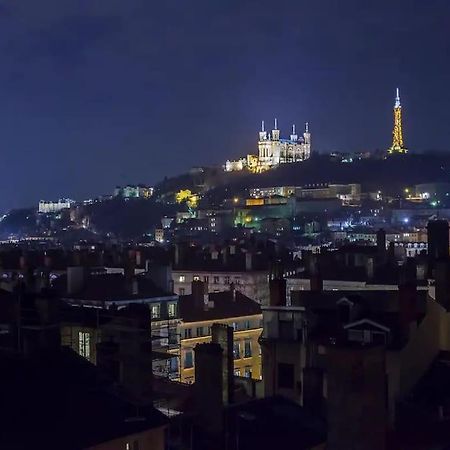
[179,289,261,323]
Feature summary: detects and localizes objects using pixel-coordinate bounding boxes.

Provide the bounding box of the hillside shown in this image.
[156,153,450,202]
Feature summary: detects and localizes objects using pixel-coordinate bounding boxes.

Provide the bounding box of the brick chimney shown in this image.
[97,304,153,404]
[192,280,206,308]
[211,323,234,405]
[398,258,418,339]
[269,262,286,306]
[194,343,224,435]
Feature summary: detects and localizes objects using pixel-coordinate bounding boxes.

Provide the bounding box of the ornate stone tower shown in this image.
[388,88,407,154]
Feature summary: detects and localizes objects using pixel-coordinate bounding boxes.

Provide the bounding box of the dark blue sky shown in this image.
[0,0,449,211]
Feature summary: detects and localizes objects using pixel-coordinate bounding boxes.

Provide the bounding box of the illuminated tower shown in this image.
[388,88,407,154]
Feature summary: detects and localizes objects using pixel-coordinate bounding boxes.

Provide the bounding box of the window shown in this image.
[234,369,241,376]
[151,304,160,319]
[207,326,212,335]
[184,328,192,339]
[184,350,193,368]
[278,363,295,389]
[233,342,240,359]
[179,288,185,295]
[244,320,251,330]
[168,303,177,318]
[244,340,252,358]
[193,275,200,281]
[224,276,230,284]
[179,275,185,282]
[244,367,252,378]
[232,321,239,331]
[78,331,90,359]
[204,275,209,284]
[213,276,220,284]
[196,327,204,337]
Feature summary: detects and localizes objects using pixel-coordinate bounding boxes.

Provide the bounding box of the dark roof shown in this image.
[226,396,326,450]
[54,273,173,302]
[179,290,261,322]
[0,347,167,450]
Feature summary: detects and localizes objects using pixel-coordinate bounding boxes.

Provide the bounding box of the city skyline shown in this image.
[1,1,450,211]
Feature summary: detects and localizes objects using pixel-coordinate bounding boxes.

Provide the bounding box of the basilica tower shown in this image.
[387,88,407,154]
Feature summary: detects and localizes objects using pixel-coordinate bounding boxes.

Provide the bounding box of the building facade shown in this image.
[38,198,75,213]
[177,286,262,384]
[172,269,270,305]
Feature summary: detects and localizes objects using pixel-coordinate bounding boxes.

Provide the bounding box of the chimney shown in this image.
[97,304,153,404]
[212,323,234,405]
[427,220,450,276]
[435,258,450,311]
[192,280,206,308]
[376,228,387,262]
[310,259,323,292]
[44,254,52,269]
[245,252,253,271]
[67,266,86,295]
[194,343,224,435]
[136,251,142,267]
[269,262,286,306]
[21,291,61,356]
[131,277,139,295]
[398,258,418,339]
[229,283,237,302]
[222,247,229,267]
[146,264,172,293]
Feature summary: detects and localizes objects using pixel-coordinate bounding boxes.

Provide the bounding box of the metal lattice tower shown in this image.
[388,88,408,154]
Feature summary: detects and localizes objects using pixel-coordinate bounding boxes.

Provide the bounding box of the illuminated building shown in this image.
[387,88,407,154]
[225,119,311,172]
[38,198,75,213]
[177,283,262,383]
[257,119,311,170]
[114,184,154,198]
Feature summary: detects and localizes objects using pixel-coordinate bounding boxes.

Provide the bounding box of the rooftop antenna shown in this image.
[292,124,296,134]
[261,120,265,132]
[395,88,401,108]
[274,118,278,130]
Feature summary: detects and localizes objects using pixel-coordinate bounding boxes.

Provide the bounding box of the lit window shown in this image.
[233,342,240,359]
[244,340,252,358]
[78,331,90,359]
[151,304,160,319]
[184,351,193,368]
[179,275,185,282]
[234,369,241,376]
[193,275,200,281]
[244,367,252,378]
[168,303,177,318]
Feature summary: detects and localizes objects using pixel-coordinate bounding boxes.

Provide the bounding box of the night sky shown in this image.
[0,0,449,211]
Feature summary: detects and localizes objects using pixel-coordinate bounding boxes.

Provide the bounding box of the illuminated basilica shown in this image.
[225,119,311,172]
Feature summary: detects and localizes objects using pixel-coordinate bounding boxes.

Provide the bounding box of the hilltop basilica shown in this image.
[225,119,311,173]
